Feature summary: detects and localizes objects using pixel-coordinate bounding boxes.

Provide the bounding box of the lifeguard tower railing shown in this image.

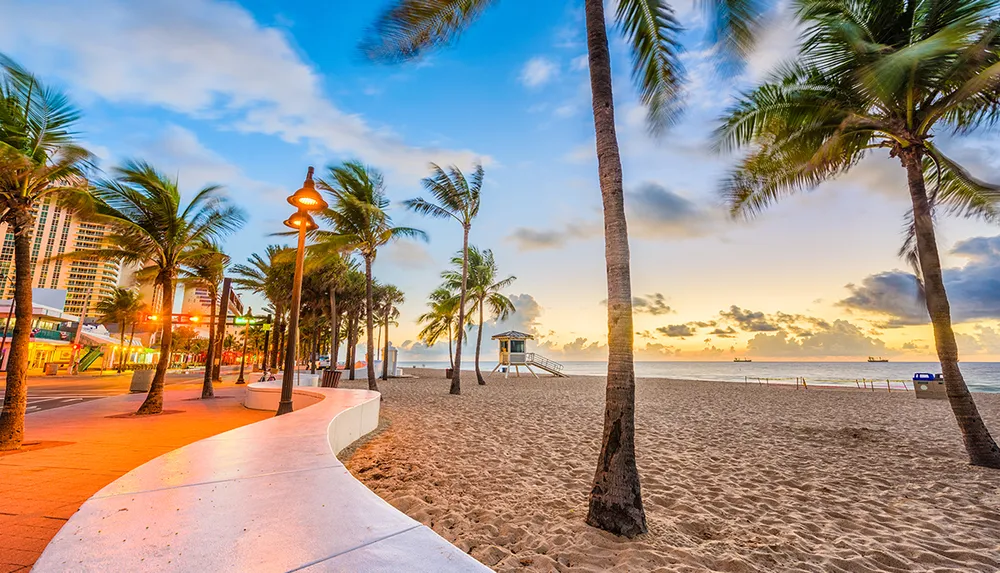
[525,352,564,375]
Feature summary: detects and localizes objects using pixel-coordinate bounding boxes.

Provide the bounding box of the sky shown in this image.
[2,0,1000,362]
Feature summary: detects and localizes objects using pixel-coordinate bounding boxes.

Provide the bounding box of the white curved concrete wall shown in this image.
[34,383,488,572]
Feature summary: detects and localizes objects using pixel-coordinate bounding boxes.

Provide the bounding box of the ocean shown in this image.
[399,360,1000,393]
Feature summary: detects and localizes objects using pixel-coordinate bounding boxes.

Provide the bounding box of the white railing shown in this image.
[526,352,563,372]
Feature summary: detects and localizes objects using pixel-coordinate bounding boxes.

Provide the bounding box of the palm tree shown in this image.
[377,284,405,380]
[179,242,229,398]
[94,287,143,373]
[317,160,426,391]
[444,247,516,385]
[0,55,93,450]
[716,0,1000,468]
[232,245,295,370]
[404,163,483,394]
[417,286,460,370]
[360,0,764,536]
[82,160,245,415]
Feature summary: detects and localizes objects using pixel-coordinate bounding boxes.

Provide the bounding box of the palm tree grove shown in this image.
[3,1,1000,571]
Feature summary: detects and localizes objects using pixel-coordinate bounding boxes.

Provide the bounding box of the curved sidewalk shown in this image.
[0,384,269,572]
[34,383,489,572]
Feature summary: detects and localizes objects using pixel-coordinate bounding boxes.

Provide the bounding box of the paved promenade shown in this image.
[0,381,269,572]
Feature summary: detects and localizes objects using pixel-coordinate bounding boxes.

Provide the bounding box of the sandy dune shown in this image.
[342,370,1000,572]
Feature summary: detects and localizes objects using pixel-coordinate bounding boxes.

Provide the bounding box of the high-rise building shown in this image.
[0,197,121,316]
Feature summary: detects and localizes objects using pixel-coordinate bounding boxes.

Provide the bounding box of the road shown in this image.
[0,369,238,413]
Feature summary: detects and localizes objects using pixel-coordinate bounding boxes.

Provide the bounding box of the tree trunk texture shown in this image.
[348,312,358,380]
[447,322,454,370]
[475,299,486,385]
[582,0,647,537]
[0,209,34,450]
[201,286,217,398]
[903,150,1000,468]
[118,320,126,373]
[451,225,471,395]
[310,328,319,374]
[364,256,378,392]
[269,318,282,370]
[382,306,390,380]
[139,274,175,415]
[329,288,338,368]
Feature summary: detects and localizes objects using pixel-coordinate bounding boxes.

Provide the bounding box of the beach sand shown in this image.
[341,369,1000,572]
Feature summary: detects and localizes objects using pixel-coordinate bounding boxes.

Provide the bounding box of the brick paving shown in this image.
[0,381,270,571]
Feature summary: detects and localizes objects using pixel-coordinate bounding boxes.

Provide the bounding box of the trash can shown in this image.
[44,363,60,376]
[445,368,454,379]
[321,369,342,388]
[913,373,947,400]
[129,369,154,393]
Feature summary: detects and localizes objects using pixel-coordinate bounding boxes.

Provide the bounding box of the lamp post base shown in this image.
[276,399,293,416]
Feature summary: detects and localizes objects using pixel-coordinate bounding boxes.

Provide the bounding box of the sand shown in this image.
[341,370,1000,572]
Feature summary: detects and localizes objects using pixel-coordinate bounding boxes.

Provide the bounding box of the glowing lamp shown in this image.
[287,166,328,211]
[190,316,200,323]
[283,210,317,231]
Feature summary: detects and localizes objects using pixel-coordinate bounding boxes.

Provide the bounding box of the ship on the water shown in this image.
[868,356,889,363]
[734,358,752,363]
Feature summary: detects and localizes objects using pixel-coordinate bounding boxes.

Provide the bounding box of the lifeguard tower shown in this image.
[490,330,566,378]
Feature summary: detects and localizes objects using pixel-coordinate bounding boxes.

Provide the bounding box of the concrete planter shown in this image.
[129,370,154,393]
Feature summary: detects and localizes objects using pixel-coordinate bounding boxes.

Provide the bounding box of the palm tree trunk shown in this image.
[333,308,342,371]
[118,320,126,373]
[311,328,319,374]
[582,0,646,538]
[904,150,1000,467]
[127,321,136,370]
[139,274,174,415]
[475,299,486,385]
[382,306,390,380]
[0,208,34,450]
[348,311,358,380]
[202,286,217,398]
[447,321,454,370]
[451,225,470,395]
[364,256,378,392]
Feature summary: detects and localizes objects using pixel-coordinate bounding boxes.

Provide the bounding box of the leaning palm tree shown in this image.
[94,287,143,373]
[417,286,460,370]
[317,160,426,391]
[179,242,229,398]
[0,55,93,450]
[404,163,483,394]
[80,160,245,415]
[716,0,1000,468]
[377,284,405,380]
[445,247,516,385]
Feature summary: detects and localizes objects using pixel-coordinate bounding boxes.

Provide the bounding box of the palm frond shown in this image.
[360,0,496,63]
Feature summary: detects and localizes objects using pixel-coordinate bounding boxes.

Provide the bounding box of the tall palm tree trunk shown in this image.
[140,275,174,415]
[270,318,283,371]
[118,320,127,373]
[311,328,319,374]
[447,322,454,370]
[348,312,358,380]
[0,209,35,450]
[364,256,378,392]
[904,150,1000,468]
[202,287,217,398]
[332,309,342,371]
[583,0,646,537]
[451,226,470,395]
[475,299,486,385]
[382,306,391,380]
[126,321,136,370]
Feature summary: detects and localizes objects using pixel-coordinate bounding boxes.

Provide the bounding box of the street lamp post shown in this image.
[236,307,252,384]
[277,167,327,416]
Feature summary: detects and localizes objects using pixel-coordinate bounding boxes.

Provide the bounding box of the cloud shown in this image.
[839,234,1000,325]
[506,222,599,250]
[380,241,436,271]
[657,324,695,338]
[632,293,674,316]
[520,57,558,88]
[746,319,888,358]
[718,306,781,332]
[625,183,716,238]
[0,0,487,176]
[710,326,738,338]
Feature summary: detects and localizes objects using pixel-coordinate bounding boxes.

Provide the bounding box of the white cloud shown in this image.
[570,55,589,71]
[520,57,558,88]
[0,0,488,176]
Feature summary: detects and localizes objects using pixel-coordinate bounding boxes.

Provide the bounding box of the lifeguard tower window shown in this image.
[510,340,525,353]
[500,341,508,352]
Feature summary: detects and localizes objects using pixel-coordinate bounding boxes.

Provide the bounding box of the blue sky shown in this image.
[3,0,1000,361]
